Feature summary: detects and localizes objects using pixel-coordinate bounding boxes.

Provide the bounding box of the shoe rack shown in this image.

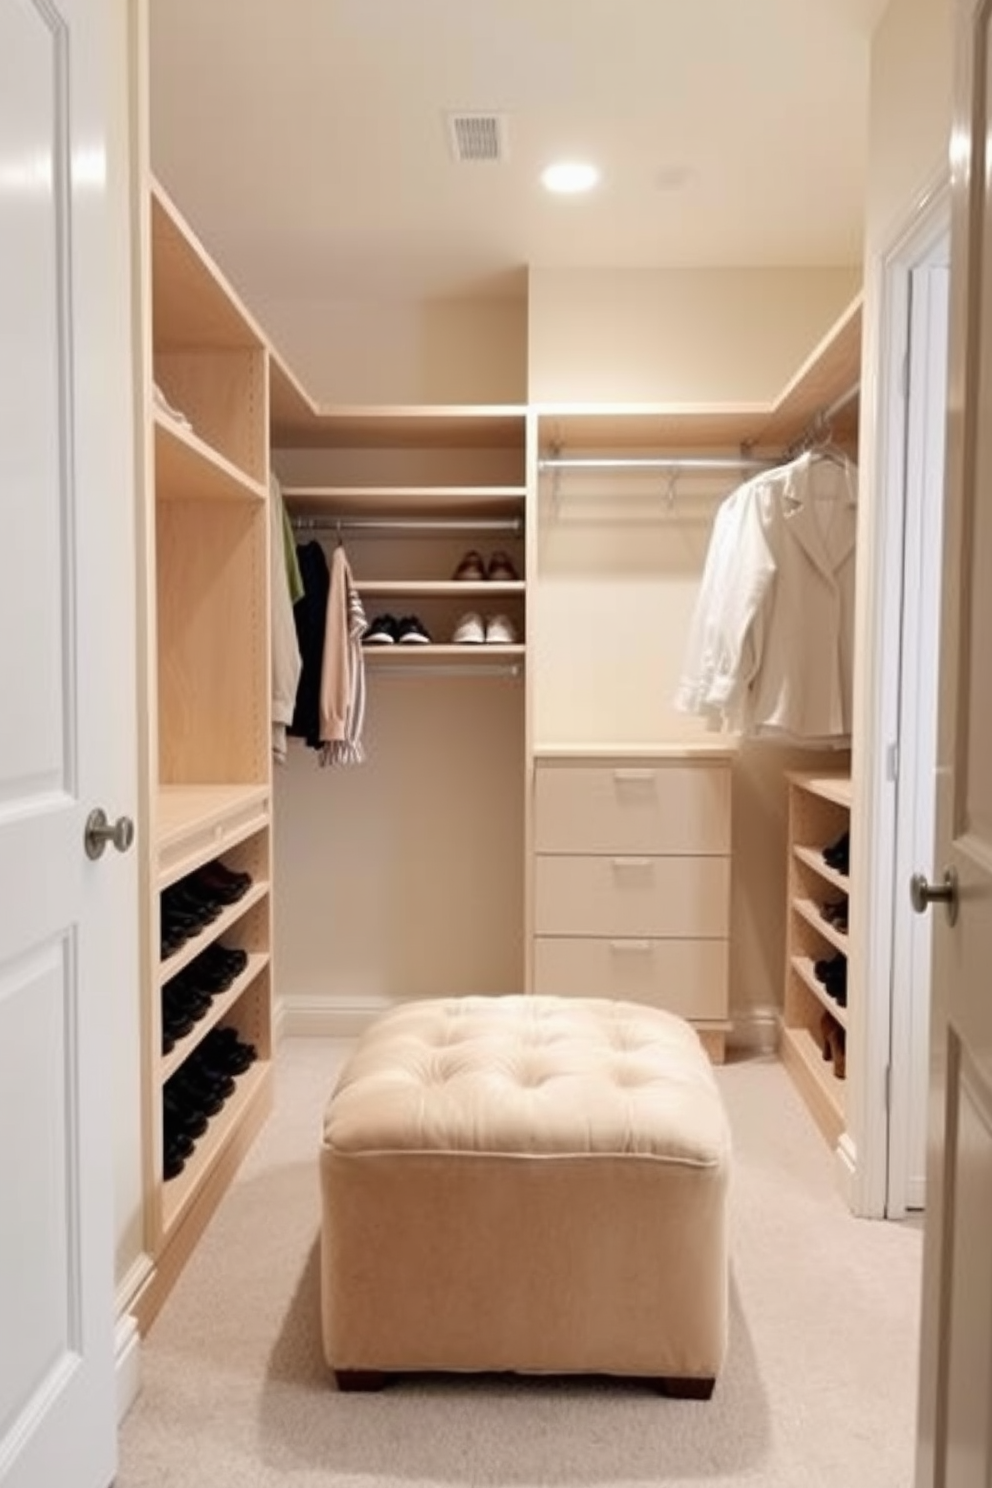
[780,769,852,1148]
[276,410,527,669]
[135,180,274,1326]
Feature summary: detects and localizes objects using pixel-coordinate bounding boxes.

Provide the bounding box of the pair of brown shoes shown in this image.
[819,1012,846,1080]
[452,549,518,581]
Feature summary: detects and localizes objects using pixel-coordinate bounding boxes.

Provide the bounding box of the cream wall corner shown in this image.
[526,265,861,404]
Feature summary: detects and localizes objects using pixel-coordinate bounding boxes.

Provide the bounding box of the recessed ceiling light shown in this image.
[541,161,600,195]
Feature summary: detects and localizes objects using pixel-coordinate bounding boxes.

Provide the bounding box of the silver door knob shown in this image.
[84,808,135,860]
[909,867,958,926]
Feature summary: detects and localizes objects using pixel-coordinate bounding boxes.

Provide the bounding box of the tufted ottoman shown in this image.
[320,994,731,1396]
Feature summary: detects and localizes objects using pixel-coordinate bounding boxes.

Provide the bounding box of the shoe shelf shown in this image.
[792,898,850,956]
[154,412,267,506]
[356,579,525,597]
[779,1023,847,1143]
[792,843,850,895]
[363,643,526,666]
[782,768,852,1150]
[157,881,270,983]
[790,954,849,1030]
[159,951,270,1082]
[155,784,271,889]
[160,1057,271,1235]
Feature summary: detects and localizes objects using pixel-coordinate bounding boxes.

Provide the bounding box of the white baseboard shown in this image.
[835,1131,859,1210]
[115,1312,141,1423]
[272,994,288,1045]
[281,995,393,1039]
[728,1005,780,1057]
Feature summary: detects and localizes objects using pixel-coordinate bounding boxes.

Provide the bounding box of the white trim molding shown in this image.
[115,1312,142,1424]
[281,994,394,1040]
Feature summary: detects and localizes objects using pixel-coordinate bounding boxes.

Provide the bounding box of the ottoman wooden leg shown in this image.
[335,1369,388,1392]
[653,1375,716,1400]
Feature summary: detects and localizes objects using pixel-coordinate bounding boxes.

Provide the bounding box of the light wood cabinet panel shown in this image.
[534,761,731,855]
[534,936,728,1018]
[781,769,852,1150]
[535,853,730,938]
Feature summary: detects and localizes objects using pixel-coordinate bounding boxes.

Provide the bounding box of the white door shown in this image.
[915,0,992,1480]
[0,1,136,1486]
[888,254,949,1216]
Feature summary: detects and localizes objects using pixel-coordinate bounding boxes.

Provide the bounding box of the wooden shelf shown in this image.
[535,296,861,457]
[790,955,848,1030]
[779,1025,846,1149]
[364,643,525,665]
[793,897,850,955]
[358,579,524,598]
[272,402,528,451]
[151,182,264,352]
[159,953,270,1082]
[154,412,266,504]
[793,844,850,894]
[160,1059,271,1235]
[786,769,852,809]
[157,883,269,984]
[285,484,526,520]
[155,784,270,887]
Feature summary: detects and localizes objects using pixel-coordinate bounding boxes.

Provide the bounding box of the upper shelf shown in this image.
[151,181,267,352]
[535,295,862,456]
[270,393,529,451]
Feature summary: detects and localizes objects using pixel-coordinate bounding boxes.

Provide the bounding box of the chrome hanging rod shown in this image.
[821,380,861,425]
[536,454,776,473]
[290,515,522,535]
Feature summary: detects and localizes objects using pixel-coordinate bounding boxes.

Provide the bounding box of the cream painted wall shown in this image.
[255,294,528,405]
[865,0,953,254]
[527,266,860,404]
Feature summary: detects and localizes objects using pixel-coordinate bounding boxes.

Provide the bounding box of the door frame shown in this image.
[851,174,950,1218]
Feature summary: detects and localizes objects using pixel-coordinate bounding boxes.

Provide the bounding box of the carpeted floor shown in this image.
[116,1038,923,1488]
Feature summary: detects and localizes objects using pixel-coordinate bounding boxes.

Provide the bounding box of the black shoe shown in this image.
[190,862,251,905]
[363,614,399,645]
[396,615,432,645]
[822,831,850,875]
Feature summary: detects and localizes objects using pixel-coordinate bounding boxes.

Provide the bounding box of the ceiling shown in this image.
[148,0,888,309]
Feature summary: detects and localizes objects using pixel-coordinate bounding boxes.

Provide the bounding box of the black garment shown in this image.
[288,541,330,750]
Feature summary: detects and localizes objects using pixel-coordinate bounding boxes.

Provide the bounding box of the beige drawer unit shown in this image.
[532,751,734,1060]
[534,762,731,856]
[534,937,729,1019]
[534,854,730,938]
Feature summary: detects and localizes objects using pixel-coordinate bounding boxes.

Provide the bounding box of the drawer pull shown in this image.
[613,769,655,783]
[609,939,652,952]
[611,856,653,869]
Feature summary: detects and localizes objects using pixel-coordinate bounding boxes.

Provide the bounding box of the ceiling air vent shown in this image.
[446,112,507,164]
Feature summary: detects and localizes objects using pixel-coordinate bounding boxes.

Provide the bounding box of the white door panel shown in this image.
[916,0,992,1480]
[0,0,136,1485]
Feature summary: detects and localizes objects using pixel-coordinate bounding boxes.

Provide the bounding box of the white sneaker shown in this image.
[485,614,517,644]
[452,611,485,644]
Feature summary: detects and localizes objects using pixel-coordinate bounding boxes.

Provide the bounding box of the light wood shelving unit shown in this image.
[781,770,852,1149]
[135,180,275,1329]
[280,417,529,661]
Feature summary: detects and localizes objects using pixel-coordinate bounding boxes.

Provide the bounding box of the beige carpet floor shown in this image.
[116,1037,923,1488]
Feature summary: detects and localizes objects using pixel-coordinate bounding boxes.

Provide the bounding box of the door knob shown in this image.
[84,808,135,860]
[909,867,958,927]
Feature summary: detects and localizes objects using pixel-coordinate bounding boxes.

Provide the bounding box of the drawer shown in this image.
[534,853,730,938]
[534,761,731,855]
[534,936,729,1019]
